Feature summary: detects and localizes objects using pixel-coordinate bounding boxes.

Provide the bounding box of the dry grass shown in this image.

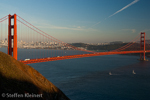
[0,51,70,100]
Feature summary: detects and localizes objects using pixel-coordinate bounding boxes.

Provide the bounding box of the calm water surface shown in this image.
[29,55,150,100]
[1,48,150,100]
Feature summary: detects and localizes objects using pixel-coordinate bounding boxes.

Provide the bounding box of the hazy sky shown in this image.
[0,0,150,43]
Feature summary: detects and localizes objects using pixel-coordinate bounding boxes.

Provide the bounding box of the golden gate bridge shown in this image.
[0,14,150,64]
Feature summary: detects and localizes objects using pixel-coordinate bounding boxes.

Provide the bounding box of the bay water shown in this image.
[1,47,150,100]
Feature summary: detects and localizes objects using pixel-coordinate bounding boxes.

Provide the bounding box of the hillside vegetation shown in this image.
[0,51,70,100]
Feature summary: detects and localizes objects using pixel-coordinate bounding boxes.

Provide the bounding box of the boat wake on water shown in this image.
[109,70,137,76]
[109,72,112,75]
[132,70,136,74]
[109,72,120,75]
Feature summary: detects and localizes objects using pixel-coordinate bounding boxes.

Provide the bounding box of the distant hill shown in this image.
[70,42,150,51]
[70,42,128,51]
[70,43,88,47]
[0,51,70,100]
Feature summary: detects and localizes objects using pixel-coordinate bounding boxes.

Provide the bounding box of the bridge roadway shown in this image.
[19,50,150,64]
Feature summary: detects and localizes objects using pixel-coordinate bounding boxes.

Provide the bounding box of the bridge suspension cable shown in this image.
[145,34,150,49]
[1,14,150,63]
[0,15,8,21]
[111,33,140,51]
[17,15,95,53]
[0,16,8,23]
[0,15,8,54]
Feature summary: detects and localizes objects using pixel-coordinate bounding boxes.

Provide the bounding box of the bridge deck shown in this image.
[19,50,150,64]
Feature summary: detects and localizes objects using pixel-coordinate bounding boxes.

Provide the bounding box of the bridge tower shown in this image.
[8,14,17,60]
[140,32,145,60]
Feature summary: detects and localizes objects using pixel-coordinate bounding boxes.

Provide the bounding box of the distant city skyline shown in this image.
[0,0,150,43]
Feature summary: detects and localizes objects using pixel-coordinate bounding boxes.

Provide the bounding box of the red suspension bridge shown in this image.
[0,14,150,64]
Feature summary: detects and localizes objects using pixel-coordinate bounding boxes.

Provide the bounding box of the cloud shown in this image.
[36,23,99,32]
[131,29,136,33]
[92,0,139,27]
[77,26,81,29]
[17,15,99,32]
[91,21,101,27]
[108,0,139,18]
[122,29,136,33]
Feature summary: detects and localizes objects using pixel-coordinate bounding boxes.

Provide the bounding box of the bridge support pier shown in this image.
[139,32,147,61]
[8,14,17,60]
